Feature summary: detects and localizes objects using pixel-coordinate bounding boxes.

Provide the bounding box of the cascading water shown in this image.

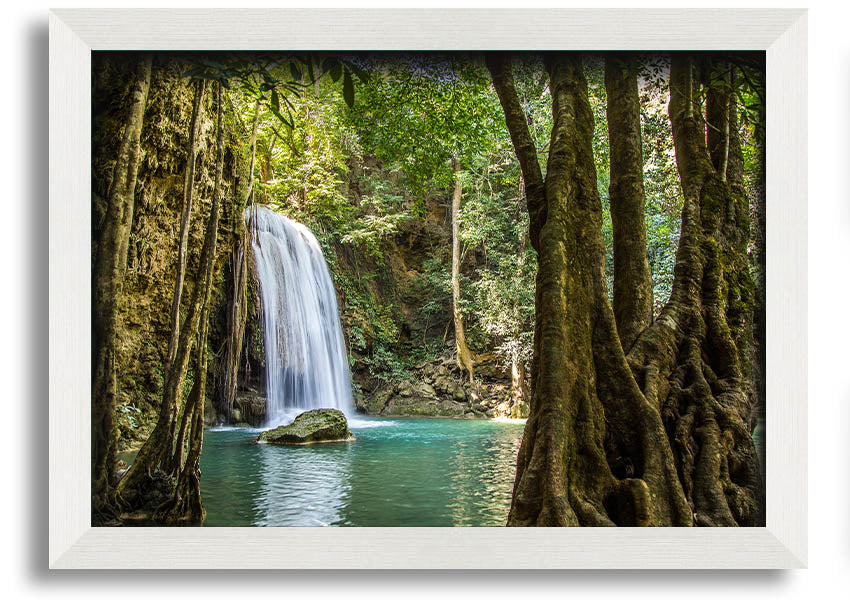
[247,205,353,425]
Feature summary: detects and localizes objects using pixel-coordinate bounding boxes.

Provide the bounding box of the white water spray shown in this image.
[247,205,353,425]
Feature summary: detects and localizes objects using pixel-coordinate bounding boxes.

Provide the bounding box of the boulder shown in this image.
[257,408,353,445]
[434,376,451,393]
[233,388,267,426]
[415,381,437,397]
[357,386,394,415]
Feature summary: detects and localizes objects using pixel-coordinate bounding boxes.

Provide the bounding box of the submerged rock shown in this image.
[257,408,353,445]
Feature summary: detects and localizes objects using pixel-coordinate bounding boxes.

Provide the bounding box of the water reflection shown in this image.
[254,439,353,526]
[199,418,525,527]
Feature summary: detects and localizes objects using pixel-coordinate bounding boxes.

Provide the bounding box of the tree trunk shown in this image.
[510,357,528,411]
[165,78,206,374]
[502,55,690,526]
[488,52,763,527]
[604,55,654,351]
[161,78,207,450]
[451,157,475,382]
[161,82,226,523]
[91,55,152,516]
[746,68,767,473]
[626,55,762,526]
[486,53,547,407]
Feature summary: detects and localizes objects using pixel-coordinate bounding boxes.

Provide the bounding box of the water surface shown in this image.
[200,417,525,527]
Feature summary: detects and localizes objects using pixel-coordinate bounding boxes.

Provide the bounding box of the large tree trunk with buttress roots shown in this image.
[488,52,761,526]
[625,56,762,526]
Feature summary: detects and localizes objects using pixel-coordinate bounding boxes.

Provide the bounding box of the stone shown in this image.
[257,408,353,445]
[415,381,437,397]
[233,388,267,426]
[382,396,467,417]
[433,376,450,393]
[357,386,394,415]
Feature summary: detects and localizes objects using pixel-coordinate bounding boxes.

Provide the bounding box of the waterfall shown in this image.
[247,205,353,425]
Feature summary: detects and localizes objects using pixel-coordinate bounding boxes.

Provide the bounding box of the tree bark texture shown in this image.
[156,82,226,523]
[91,55,152,515]
[626,55,762,526]
[451,157,475,382]
[489,52,761,527]
[604,55,654,351]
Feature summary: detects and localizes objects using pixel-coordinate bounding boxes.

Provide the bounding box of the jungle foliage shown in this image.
[91,50,765,527]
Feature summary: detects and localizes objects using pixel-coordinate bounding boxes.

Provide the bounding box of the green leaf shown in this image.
[345,61,372,83]
[343,69,355,108]
[290,63,302,82]
[306,59,316,84]
[328,59,343,83]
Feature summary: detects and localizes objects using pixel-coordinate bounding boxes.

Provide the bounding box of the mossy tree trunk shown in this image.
[163,78,207,444]
[451,156,475,382]
[628,55,761,525]
[489,52,761,526]
[91,55,152,516]
[157,82,226,524]
[604,55,654,350]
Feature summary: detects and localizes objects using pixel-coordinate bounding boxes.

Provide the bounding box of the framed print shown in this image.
[49,8,807,568]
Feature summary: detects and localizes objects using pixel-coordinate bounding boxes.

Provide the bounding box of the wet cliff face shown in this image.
[93,55,250,448]
[337,193,454,390]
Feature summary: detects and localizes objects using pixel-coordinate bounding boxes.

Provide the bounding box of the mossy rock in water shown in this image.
[257,409,353,445]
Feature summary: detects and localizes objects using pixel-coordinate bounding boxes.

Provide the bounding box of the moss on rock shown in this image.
[257,409,353,445]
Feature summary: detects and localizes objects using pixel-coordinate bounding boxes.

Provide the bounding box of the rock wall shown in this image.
[93,55,251,449]
[356,354,529,419]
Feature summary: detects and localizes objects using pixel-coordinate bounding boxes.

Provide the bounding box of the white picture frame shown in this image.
[49,8,807,569]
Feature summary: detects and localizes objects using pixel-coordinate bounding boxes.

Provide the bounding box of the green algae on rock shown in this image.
[257,409,353,445]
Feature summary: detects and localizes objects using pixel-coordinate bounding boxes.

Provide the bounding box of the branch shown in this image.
[485,53,547,250]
